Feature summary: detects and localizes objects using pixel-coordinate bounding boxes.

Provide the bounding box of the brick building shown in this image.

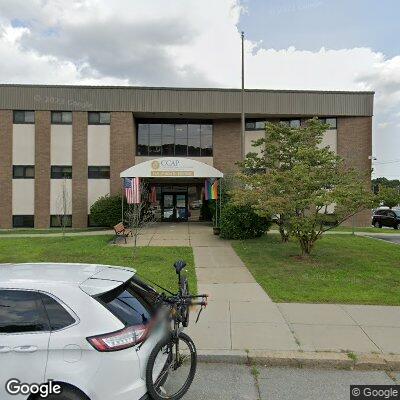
[0,84,373,228]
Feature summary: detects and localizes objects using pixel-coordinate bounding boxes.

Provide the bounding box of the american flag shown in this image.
[124,177,140,204]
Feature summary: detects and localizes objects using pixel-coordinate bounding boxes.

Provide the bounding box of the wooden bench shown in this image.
[113,222,132,244]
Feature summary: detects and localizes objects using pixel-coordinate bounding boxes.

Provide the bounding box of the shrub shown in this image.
[220,203,271,239]
[90,195,127,227]
[200,200,215,221]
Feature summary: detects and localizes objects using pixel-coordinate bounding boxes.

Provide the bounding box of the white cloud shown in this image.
[0,0,399,177]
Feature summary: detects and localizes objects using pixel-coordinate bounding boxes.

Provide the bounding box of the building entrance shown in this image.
[161,192,188,222]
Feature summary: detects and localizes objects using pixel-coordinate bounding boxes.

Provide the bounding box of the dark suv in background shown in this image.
[372,208,400,229]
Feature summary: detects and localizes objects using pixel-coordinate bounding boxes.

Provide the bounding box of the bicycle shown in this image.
[145,260,208,400]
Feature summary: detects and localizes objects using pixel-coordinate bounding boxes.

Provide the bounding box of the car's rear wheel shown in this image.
[32,386,88,400]
[374,221,382,228]
[395,223,399,230]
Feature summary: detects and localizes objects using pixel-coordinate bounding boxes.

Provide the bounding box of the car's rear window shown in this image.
[97,277,157,327]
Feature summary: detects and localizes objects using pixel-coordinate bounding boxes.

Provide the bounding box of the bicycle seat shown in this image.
[174,260,186,274]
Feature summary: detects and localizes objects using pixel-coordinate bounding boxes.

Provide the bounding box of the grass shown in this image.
[0,228,109,235]
[0,235,195,293]
[232,234,400,305]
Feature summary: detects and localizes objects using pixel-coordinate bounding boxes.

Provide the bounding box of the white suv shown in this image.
[0,263,165,400]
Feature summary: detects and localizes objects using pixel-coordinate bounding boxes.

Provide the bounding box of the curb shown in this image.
[197,350,400,371]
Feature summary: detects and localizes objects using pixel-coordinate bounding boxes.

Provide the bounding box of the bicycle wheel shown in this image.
[146,332,197,400]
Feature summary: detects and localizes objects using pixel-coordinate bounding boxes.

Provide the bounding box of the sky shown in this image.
[0,0,399,179]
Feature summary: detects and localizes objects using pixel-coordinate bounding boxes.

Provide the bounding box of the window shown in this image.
[137,120,213,157]
[280,119,301,128]
[188,124,201,156]
[137,124,149,156]
[12,215,34,228]
[51,111,72,124]
[174,124,188,156]
[319,118,337,129]
[97,278,155,327]
[201,124,213,156]
[245,119,264,130]
[148,124,162,156]
[51,166,72,179]
[13,110,35,124]
[50,215,72,228]
[246,119,301,130]
[88,166,110,179]
[162,124,174,156]
[88,112,110,125]
[41,294,75,330]
[0,290,49,333]
[13,165,35,179]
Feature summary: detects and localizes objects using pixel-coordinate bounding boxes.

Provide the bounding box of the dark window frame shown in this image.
[136,119,213,157]
[13,110,35,124]
[318,118,337,129]
[12,215,34,228]
[51,111,72,125]
[50,215,72,228]
[51,165,72,179]
[88,112,111,125]
[88,166,110,179]
[13,165,35,179]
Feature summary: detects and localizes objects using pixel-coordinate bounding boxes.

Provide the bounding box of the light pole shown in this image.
[241,31,245,159]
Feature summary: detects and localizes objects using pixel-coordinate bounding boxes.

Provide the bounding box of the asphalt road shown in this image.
[366,234,400,244]
[183,363,398,400]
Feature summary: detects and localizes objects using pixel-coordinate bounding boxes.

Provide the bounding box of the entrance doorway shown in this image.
[161,193,188,222]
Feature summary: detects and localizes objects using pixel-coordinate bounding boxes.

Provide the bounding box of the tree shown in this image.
[377,185,400,208]
[125,182,155,257]
[233,118,374,255]
[55,177,71,238]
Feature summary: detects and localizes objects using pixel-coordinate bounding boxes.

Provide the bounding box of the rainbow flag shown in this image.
[204,179,218,200]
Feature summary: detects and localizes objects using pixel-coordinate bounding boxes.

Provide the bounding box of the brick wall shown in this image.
[213,119,242,175]
[110,112,135,195]
[337,116,372,227]
[72,112,88,228]
[0,110,13,228]
[34,111,51,228]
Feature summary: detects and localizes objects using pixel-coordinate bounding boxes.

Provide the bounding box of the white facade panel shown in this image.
[12,124,35,165]
[88,180,110,212]
[50,179,73,215]
[88,125,110,166]
[51,125,73,165]
[12,180,35,214]
[245,131,265,155]
[320,129,337,153]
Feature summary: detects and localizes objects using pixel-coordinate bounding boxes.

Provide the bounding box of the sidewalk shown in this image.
[186,232,400,357]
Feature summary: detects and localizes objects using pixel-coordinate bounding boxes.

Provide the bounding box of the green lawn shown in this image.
[232,234,400,305]
[0,236,195,293]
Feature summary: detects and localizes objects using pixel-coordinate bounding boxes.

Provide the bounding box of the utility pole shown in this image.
[241,31,245,159]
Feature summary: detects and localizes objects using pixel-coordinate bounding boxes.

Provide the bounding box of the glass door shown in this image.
[161,193,188,222]
[162,194,175,221]
[175,194,188,221]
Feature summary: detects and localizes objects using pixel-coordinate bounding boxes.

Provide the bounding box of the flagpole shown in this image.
[241,31,245,159]
[121,179,124,223]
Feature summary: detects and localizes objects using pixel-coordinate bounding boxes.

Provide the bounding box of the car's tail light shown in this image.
[87,325,149,352]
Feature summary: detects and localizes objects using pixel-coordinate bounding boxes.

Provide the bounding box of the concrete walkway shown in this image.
[179,224,399,356]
